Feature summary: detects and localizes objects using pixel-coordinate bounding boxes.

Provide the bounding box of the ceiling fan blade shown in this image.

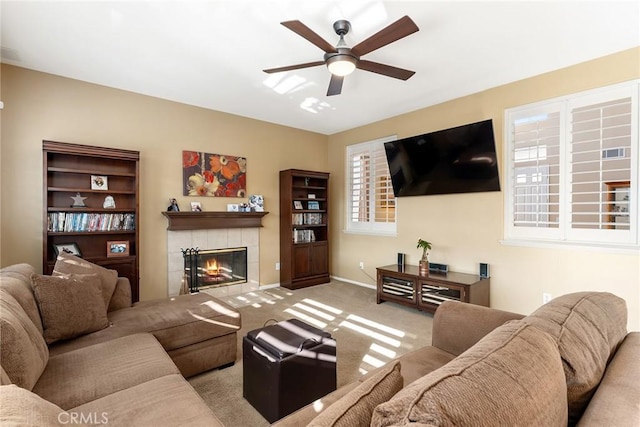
[351,16,419,57]
[357,60,415,80]
[263,61,325,74]
[281,20,338,53]
[327,74,344,96]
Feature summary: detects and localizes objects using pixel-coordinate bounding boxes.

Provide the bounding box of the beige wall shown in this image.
[2,49,639,330]
[0,64,327,300]
[328,48,640,331]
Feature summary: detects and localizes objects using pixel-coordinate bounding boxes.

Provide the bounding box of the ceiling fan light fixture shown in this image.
[326,54,356,76]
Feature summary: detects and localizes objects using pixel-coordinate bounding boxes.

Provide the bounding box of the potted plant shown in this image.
[417,239,432,276]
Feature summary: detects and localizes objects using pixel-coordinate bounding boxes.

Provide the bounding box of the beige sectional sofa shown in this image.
[276,291,640,426]
[0,259,241,426]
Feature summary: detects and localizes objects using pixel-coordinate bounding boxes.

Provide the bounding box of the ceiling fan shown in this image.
[263,16,419,96]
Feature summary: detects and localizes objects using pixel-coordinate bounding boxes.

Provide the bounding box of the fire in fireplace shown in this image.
[182,247,247,292]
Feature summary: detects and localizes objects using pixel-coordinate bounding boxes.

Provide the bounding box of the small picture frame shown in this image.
[308,201,320,210]
[91,175,108,191]
[293,201,303,210]
[308,194,316,199]
[106,240,129,257]
[190,201,202,212]
[226,203,239,212]
[53,242,82,258]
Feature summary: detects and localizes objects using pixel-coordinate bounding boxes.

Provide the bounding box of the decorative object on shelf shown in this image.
[227,203,239,212]
[293,201,303,210]
[239,203,250,212]
[308,201,320,210]
[53,242,82,258]
[70,192,87,208]
[249,194,264,212]
[167,198,180,212]
[183,150,247,198]
[417,238,432,276]
[90,175,108,190]
[308,193,316,199]
[190,201,202,212]
[106,240,129,257]
[103,195,116,209]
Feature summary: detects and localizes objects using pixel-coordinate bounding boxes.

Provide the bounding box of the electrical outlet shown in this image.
[275,262,280,271]
[542,293,552,304]
[359,261,364,270]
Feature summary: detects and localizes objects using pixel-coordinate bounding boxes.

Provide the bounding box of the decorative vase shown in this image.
[419,259,429,276]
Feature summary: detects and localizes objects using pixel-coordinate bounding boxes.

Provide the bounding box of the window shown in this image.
[346,136,397,235]
[505,81,638,248]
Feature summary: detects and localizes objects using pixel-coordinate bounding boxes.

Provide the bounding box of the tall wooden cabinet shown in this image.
[43,141,140,302]
[280,169,330,289]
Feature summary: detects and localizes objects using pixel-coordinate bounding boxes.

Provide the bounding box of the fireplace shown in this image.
[182,247,247,292]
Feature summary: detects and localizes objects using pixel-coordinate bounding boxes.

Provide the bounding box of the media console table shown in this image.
[376,264,490,314]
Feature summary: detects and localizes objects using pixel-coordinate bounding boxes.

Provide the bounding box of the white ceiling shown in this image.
[1,1,639,135]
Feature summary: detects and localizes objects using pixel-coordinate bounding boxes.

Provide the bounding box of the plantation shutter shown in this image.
[346,136,397,235]
[505,81,638,247]
[348,146,371,223]
[508,105,563,239]
[570,97,632,234]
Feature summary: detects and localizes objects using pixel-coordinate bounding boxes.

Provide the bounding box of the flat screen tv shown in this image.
[384,119,500,197]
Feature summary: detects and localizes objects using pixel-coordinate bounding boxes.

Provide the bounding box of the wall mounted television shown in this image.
[384,119,501,197]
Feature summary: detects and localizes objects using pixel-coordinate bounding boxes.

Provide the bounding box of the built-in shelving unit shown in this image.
[279,169,330,289]
[43,140,140,302]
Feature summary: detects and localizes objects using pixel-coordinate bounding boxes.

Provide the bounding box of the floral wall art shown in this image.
[183,150,247,197]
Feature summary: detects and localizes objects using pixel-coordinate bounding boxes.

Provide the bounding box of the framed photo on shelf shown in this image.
[307,193,316,199]
[53,242,82,258]
[308,201,320,210]
[106,241,129,257]
[293,201,304,210]
[190,201,202,212]
[90,175,108,190]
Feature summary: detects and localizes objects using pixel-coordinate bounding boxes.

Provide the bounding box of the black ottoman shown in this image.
[242,318,337,423]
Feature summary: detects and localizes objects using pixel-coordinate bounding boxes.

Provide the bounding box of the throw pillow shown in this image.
[523,291,628,424]
[372,321,567,427]
[0,289,49,390]
[0,384,78,426]
[31,273,109,344]
[308,361,402,427]
[53,253,118,311]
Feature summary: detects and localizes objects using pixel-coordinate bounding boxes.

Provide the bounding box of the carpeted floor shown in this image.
[188,280,434,427]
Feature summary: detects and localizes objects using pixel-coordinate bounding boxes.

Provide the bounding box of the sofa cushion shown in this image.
[33,333,179,409]
[371,321,567,427]
[0,264,43,334]
[47,293,242,357]
[577,332,640,427]
[309,361,402,427]
[53,253,118,311]
[523,291,627,424]
[72,374,223,427]
[0,384,80,427]
[31,273,109,344]
[109,293,241,350]
[0,289,49,390]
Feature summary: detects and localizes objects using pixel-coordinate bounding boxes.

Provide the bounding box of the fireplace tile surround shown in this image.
[167,228,260,297]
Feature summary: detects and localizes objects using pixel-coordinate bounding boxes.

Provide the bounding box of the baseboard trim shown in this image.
[331,275,376,290]
[258,283,280,290]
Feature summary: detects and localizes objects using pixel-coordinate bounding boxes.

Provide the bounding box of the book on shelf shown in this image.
[292,228,316,243]
[47,212,135,232]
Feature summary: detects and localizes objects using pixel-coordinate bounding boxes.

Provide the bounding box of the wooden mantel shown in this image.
[162,211,269,231]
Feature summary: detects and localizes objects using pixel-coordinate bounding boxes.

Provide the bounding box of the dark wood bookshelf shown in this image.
[43,140,140,302]
[280,169,330,289]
